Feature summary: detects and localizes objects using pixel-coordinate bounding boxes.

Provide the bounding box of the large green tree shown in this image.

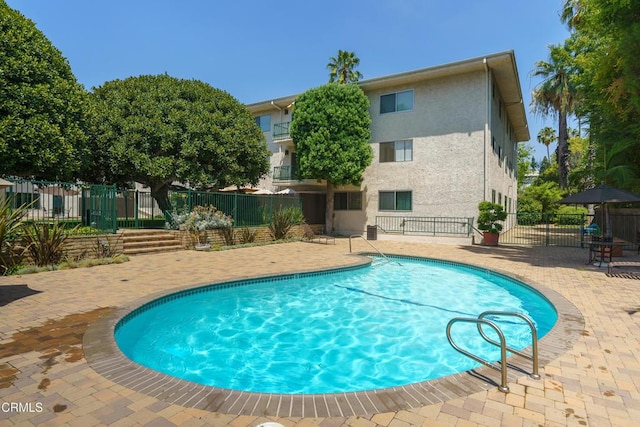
[531,40,579,190]
[290,83,372,233]
[0,1,89,180]
[88,74,270,216]
[561,0,640,190]
[327,50,363,84]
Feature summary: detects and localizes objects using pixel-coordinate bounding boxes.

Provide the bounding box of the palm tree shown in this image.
[327,50,363,84]
[537,126,557,161]
[531,41,579,189]
[560,0,583,29]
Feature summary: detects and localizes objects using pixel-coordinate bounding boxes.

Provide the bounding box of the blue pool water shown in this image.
[115,257,557,394]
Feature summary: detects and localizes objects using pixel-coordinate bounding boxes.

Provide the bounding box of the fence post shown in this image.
[111,184,117,233]
[580,212,585,248]
[123,190,129,224]
[233,192,238,225]
[545,213,550,246]
[134,190,140,229]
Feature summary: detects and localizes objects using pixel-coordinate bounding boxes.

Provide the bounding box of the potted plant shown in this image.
[477,201,507,246]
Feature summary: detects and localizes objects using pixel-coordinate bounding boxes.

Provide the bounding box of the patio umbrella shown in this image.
[557,183,640,237]
[276,188,296,194]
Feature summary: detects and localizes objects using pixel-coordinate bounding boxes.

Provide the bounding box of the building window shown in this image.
[380,140,413,162]
[14,192,40,209]
[379,191,412,211]
[254,114,271,132]
[334,192,362,211]
[380,90,414,114]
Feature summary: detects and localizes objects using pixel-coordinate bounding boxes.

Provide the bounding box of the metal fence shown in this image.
[374,212,640,248]
[498,212,640,248]
[1,179,118,234]
[168,190,301,227]
[2,178,303,233]
[116,190,165,229]
[376,216,474,236]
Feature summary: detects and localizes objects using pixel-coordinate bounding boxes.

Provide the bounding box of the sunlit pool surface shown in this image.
[115,256,557,394]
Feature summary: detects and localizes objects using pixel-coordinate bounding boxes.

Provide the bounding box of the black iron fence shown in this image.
[499,212,640,248]
[375,216,473,236]
[375,212,640,248]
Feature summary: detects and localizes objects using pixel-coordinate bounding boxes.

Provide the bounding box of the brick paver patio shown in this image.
[1,239,639,426]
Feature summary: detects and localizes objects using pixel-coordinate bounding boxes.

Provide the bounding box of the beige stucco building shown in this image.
[247,51,529,236]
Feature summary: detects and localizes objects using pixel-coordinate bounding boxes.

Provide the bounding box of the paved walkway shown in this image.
[1,240,639,426]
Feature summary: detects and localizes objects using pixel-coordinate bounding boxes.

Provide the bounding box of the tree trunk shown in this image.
[150,182,173,222]
[325,181,334,234]
[557,113,571,189]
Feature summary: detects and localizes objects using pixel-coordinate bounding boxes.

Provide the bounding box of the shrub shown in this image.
[269,206,304,240]
[239,227,258,244]
[167,205,233,244]
[220,226,235,246]
[554,205,588,225]
[1,197,31,275]
[91,234,123,258]
[477,201,507,234]
[22,223,72,267]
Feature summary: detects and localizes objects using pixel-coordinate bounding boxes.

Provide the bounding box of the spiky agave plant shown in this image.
[23,222,71,267]
[0,196,31,274]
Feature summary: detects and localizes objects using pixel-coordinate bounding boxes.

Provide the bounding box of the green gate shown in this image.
[82,184,117,233]
[2,178,118,234]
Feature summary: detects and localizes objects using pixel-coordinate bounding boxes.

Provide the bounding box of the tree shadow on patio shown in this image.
[0,284,42,307]
[458,244,592,270]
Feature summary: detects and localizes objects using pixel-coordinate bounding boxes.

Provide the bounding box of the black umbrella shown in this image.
[557,183,640,237]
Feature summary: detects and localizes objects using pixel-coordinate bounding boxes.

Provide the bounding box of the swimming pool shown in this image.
[115,256,557,394]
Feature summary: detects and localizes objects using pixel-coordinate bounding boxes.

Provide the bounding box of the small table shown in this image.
[587,241,626,266]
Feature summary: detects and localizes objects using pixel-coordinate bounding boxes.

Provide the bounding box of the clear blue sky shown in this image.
[7,0,569,162]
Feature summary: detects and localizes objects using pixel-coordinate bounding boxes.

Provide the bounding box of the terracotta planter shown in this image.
[482,232,500,246]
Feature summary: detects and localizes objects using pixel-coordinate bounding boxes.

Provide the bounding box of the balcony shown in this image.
[272,165,326,189]
[273,121,292,143]
[273,165,297,181]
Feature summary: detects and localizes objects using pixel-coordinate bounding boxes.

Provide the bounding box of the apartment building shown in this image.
[247,51,529,235]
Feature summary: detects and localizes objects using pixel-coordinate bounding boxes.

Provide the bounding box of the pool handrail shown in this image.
[348,234,398,265]
[446,317,510,392]
[477,311,540,380]
[446,311,540,393]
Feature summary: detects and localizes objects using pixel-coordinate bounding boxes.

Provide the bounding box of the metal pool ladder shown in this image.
[348,234,399,265]
[446,311,540,393]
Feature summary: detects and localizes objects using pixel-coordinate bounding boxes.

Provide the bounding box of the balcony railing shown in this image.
[273,121,291,141]
[273,165,298,181]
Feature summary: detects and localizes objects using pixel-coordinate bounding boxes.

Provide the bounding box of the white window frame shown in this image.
[255,114,271,132]
[379,140,413,163]
[379,89,414,114]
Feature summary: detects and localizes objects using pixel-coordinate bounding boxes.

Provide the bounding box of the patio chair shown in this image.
[301,223,336,245]
[583,223,600,236]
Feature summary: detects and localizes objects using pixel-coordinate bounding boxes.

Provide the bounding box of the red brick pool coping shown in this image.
[83,253,583,418]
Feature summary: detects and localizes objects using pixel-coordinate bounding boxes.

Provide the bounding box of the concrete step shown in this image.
[123,245,184,255]
[123,240,182,249]
[121,229,184,255]
[123,233,177,243]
